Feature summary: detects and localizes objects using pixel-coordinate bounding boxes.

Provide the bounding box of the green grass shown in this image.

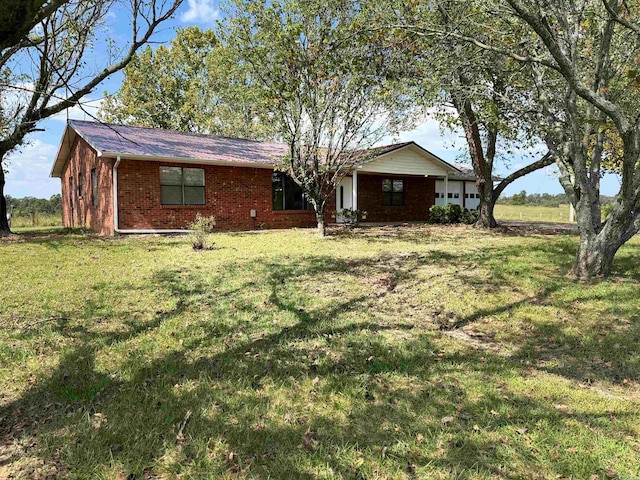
[1,225,639,479]
[495,204,574,223]
[10,213,63,229]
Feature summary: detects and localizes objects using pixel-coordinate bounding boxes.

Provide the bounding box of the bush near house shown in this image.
[429,204,477,225]
[188,214,216,250]
[1,226,639,479]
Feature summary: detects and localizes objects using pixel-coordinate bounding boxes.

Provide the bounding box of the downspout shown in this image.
[112,156,191,235]
[112,156,121,234]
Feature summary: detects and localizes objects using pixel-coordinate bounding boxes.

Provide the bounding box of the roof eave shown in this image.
[99,151,278,169]
[50,121,105,178]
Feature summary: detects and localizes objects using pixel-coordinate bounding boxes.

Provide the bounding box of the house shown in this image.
[50,120,480,235]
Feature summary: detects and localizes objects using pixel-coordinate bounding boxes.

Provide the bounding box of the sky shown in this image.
[4,0,623,200]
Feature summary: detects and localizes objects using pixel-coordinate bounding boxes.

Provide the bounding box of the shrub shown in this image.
[340,209,367,226]
[188,214,216,250]
[429,205,447,224]
[461,207,479,225]
[602,203,613,219]
[444,203,462,223]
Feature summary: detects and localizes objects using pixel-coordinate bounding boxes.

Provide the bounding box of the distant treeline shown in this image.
[6,195,62,217]
[498,190,615,207]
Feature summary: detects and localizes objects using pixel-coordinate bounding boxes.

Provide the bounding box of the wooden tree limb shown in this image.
[492,152,555,201]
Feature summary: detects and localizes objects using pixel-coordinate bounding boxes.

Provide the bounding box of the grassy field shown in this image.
[10,213,63,229]
[1,225,639,479]
[494,204,574,223]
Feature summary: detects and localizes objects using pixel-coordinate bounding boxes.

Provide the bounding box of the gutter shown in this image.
[112,156,192,235]
[100,151,276,170]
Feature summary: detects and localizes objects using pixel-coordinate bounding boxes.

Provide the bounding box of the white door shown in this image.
[336,176,353,223]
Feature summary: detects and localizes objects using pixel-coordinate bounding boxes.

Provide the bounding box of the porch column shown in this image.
[444,175,449,205]
[352,170,358,211]
[462,181,466,208]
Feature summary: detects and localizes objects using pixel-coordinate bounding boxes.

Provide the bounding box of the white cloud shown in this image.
[180,0,220,24]
[5,139,61,199]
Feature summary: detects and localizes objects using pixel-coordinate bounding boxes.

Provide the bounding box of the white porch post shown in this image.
[352,170,358,211]
[444,175,449,205]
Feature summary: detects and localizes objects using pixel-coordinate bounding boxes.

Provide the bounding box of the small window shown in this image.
[77,172,83,198]
[160,166,205,205]
[454,193,460,199]
[382,178,404,206]
[91,169,98,206]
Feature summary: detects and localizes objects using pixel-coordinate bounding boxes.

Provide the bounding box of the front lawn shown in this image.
[1,226,639,479]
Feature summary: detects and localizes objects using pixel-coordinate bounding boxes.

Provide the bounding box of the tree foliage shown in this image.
[415,0,640,277]
[5,194,62,217]
[0,0,183,234]
[100,26,277,140]
[222,0,415,236]
[372,1,554,228]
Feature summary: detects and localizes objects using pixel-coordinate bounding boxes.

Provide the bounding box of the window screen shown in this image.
[160,166,205,205]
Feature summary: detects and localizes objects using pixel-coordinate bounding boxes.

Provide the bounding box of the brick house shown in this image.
[51,120,477,235]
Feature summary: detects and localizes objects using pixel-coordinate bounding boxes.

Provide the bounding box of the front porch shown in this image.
[335,170,446,224]
[333,141,468,224]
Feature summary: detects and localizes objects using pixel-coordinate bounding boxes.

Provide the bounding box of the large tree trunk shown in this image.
[571,198,638,279]
[573,235,620,279]
[476,191,498,228]
[0,163,11,235]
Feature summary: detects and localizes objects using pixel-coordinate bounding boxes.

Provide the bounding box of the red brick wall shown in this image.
[60,137,114,235]
[60,138,437,235]
[117,159,319,231]
[357,173,435,222]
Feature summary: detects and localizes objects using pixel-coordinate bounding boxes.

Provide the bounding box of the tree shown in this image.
[0,0,183,235]
[0,0,70,51]
[100,26,277,140]
[374,1,555,227]
[422,0,640,278]
[512,190,527,206]
[222,0,413,237]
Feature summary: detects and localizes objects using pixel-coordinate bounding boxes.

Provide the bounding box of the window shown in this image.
[383,178,404,206]
[340,186,344,209]
[272,172,312,210]
[160,166,205,205]
[447,192,460,199]
[91,169,98,206]
[77,172,83,198]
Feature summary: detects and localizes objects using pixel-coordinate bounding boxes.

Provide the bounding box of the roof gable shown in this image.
[357,142,460,177]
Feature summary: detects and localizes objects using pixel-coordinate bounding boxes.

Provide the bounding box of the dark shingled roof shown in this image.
[51,121,468,179]
[68,119,288,164]
[452,165,502,182]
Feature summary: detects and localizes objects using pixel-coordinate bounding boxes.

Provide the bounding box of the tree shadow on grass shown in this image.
[1,240,639,478]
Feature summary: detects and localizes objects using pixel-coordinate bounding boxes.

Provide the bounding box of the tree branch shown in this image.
[492,152,555,201]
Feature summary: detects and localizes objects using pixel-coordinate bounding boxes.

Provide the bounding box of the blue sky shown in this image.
[5,0,622,200]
